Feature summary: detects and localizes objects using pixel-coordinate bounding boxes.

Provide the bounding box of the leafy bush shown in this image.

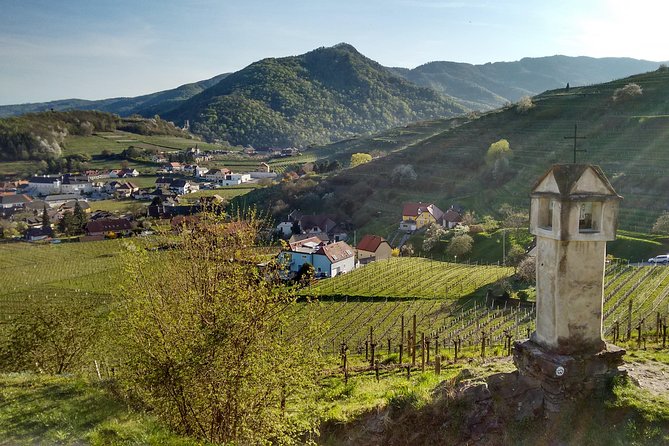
[613,83,642,101]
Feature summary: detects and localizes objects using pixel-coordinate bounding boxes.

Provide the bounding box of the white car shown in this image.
[648,254,669,264]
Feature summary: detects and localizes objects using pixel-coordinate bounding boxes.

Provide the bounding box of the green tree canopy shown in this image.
[447,234,474,258]
[652,211,669,234]
[485,139,512,165]
[350,152,372,168]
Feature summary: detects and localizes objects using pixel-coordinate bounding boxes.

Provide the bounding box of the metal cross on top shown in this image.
[564,123,587,163]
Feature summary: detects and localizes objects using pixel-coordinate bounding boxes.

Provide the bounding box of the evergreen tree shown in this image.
[58,212,74,235]
[41,206,50,231]
[73,201,87,234]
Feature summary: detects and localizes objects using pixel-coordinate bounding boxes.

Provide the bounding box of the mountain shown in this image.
[240,67,669,233]
[162,43,467,148]
[0,74,229,118]
[0,110,189,162]
[390,56,665,110]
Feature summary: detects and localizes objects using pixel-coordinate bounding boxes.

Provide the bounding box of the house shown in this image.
[85,218,132,237]
[165,162,184,172]
[280,238,355,278]
[194,166,209,178]
[258,162,271,173]
[277,221,296,237]
[440,207,463,229]
[296,214,348,242]
[170,179,199,195]
[314,241,356,277]
[44,194,85,208]
[60,175,93,195]
[155,176,173,189]
[108,169,123,178]
[148,187,178,200]
[0,194,32,209]
[205,170,251,186]
[60,200,91,213]
[204,168,231,182]
[24,227,53,242]
[357,235,392,264]
[120,168,140,177]
[115,182,140,198]
[28,176,62,196]
[401,202,444,230]
[150,154,168,164]
[105,181,123,194]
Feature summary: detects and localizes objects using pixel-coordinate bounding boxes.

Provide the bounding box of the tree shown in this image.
[486,139,513,182]
[516,96,534,113]
[516,256,536,284]
[41,205,50,231]
[422,223,447,252]
[486,139,512,165]
[113,213,322,444]
[613,83,642,101]
[391,164,417,185]
[400,242,414,257]
[507,243,526,272]
[652,212,669,234]
[350,152,372,168]
[73,201,87,234]
[446,234,474,258]
[58,212,75,235]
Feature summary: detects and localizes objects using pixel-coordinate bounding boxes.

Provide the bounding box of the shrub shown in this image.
[613,83,642,101]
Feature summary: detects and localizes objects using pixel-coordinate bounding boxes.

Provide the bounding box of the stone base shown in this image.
[513,339,626,413]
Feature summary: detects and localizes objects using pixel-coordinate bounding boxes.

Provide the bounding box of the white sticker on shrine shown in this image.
[555,366,565,377]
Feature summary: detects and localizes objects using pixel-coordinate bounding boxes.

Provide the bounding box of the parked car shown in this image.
[648,254,669,264]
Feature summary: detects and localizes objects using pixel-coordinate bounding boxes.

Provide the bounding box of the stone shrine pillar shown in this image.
[514,164,627,412]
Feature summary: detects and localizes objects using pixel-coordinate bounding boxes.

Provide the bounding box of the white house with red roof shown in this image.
[280,237,356,277]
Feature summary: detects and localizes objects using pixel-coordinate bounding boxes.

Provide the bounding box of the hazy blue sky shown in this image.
[1,0,667,105]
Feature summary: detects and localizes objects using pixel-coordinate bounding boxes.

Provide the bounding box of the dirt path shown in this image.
[625,360,669,395]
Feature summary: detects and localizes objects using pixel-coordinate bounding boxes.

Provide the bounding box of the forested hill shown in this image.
[390,56,664,110]
[159,43,467,147]
[0,74,229,119]
[0,111,189,161]
[243,67,669,234]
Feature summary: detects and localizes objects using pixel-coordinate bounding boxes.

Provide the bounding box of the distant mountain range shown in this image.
[389,56,664,110]
[0,74,229,119]
[0,44,665,147]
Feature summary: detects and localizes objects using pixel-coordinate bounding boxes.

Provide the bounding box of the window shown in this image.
[579,202,601,232]
[538,198,553,229]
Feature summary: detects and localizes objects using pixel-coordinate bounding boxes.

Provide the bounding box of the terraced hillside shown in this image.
[248,68,669,234]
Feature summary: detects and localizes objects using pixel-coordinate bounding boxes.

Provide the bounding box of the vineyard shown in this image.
[3,241,669,370]
[289,259,669,366]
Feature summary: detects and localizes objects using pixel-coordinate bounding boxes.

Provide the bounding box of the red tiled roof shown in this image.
[357,234,387,253]
[402,202,444,220]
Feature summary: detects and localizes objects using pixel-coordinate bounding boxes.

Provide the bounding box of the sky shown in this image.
[1,0,668,105]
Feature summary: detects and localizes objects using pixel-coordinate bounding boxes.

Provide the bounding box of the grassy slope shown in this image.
[259,68,669,236]
[0,373,198,445]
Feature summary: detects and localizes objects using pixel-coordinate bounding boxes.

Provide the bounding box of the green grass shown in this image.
[89,199,147,214]
[0,373,200,445]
